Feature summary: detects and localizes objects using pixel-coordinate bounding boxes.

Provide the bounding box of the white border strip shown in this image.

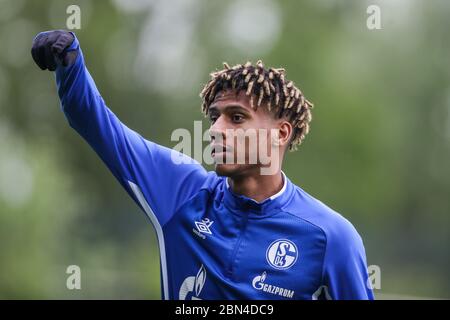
[128,181,169,300]
[225,171,287,202]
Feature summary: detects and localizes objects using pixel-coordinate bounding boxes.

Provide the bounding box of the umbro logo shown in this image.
[193,218,214,239]
[195,218,214,234]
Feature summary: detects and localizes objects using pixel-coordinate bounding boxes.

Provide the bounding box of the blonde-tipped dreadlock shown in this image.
[200,60,314,151]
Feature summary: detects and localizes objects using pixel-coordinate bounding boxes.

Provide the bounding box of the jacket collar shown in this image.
[222,171,293,218]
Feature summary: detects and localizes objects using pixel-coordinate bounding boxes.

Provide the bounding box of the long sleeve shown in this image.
[319,218,374,300]
[55,34,208,227]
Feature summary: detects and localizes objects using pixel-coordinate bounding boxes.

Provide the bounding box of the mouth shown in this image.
[210,144,232,158]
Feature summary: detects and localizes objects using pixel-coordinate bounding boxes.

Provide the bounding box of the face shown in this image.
[208,90,292,177]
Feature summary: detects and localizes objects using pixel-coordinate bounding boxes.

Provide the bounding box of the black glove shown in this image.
[31,30,78,71]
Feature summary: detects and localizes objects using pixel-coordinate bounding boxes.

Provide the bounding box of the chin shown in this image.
[214,163,240,177]
[214,163,258,177]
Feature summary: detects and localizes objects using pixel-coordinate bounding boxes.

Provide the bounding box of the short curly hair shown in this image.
[200,60,314,151]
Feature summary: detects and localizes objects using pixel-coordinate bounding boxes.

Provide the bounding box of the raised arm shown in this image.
[31,30,209,227]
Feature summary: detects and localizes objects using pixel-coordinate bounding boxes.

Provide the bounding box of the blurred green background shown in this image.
[0,0,449,299]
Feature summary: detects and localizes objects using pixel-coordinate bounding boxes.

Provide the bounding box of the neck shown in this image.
[228,170,284,203]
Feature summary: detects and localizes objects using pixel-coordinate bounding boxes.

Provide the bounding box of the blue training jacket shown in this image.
[55,34,374,300]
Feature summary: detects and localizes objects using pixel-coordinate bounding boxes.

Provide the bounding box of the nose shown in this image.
[209,116,226,143]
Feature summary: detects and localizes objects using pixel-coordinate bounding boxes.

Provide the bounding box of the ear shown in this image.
[275,120,292,149]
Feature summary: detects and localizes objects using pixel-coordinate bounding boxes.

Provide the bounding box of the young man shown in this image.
[31,30,374,300]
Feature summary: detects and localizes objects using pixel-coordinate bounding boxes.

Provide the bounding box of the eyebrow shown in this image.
[208,103,251,115]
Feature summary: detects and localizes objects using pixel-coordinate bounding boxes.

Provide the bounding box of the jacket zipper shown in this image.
[227,214,249,278]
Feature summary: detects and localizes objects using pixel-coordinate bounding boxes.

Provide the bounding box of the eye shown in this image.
[232,114,244,123]
[209,114,219,123]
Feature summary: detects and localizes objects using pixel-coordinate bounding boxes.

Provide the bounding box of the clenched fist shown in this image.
[31,30,77,71]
